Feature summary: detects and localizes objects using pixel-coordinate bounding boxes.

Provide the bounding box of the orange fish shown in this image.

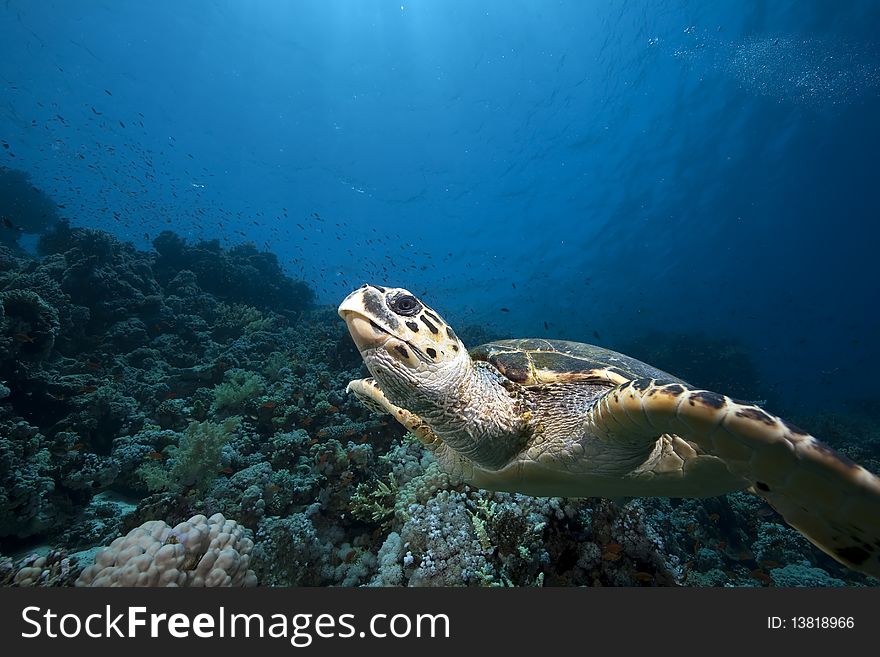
[601,544,623,561]
[147,451,164,460]
[633,572,654,582]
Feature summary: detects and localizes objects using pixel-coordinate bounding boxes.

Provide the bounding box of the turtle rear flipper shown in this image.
[589,378,880,577]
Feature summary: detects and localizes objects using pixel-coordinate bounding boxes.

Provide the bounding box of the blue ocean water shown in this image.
[3,1,879,413]
[1,1,879,587]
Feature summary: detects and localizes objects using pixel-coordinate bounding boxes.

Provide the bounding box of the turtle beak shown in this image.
[341,313,389,351]
[338,286,390,351]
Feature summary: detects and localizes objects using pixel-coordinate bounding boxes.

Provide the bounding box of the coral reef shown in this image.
[75,513,257,586]
[152,231,314,317]
[0,221,876,588]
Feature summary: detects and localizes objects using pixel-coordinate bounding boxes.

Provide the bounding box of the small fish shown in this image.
[707,513,720,522]
[500,307,510,313]
[104,88,112,95]
[147,451,164,460]
[593,330,601,340]
[543,321,549,330]
[633,572,654,582]
[220,466,233,474]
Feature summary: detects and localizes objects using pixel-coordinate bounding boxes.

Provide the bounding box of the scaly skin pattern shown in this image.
[339,285,880,576]
[590,378,880,576]
[338,284,532,469]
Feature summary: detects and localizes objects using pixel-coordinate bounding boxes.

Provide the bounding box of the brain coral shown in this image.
[75,512,257,587]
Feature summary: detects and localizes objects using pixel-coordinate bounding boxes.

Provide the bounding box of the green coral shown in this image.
[136,417,240,493]
[262,351,293,382]
[212,301,274,337]
[211,369,266,414]
[468,498,497,551]
[351,473,399,525]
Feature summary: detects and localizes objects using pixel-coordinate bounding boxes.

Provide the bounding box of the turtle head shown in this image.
[338,285,469,409]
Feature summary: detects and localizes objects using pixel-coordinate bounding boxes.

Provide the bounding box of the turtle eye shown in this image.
[389,293,421,317]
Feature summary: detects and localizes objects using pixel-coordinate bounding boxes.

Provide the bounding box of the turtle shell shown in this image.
[470,338,687,387]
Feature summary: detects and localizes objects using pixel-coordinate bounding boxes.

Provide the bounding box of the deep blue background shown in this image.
[1,0,879,411]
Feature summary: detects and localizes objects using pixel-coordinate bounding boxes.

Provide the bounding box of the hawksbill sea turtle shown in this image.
[338,284,880,577]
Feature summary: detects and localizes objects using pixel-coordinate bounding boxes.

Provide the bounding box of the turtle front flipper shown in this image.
[588,378,880,577]
[345,377,477,483]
